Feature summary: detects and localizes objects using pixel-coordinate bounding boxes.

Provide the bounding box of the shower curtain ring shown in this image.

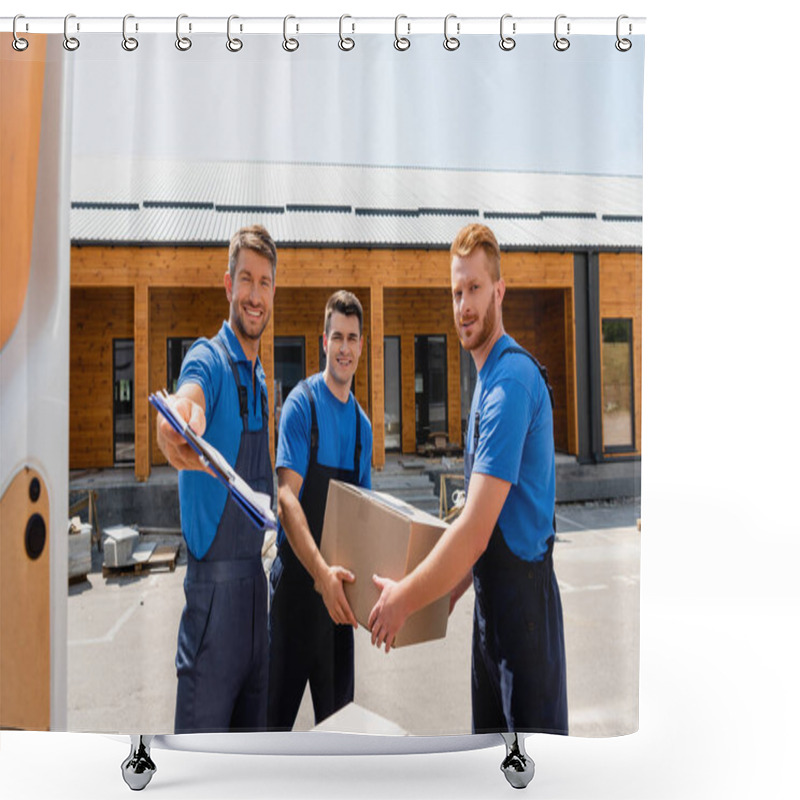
[283,15,299,51]
[615,15,632,51]
[176,14,192,51]
[12,14,29,51]
[443,14,460,51]
[226,15,243,52]
[122,14,139,51]
[553,14,570,51]
[63,14,80,51]
[394,14,410,51]
[338,14,355,51]
[499,14,516,51]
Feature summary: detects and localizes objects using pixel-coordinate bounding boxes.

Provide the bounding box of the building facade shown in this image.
[68,159,642,480]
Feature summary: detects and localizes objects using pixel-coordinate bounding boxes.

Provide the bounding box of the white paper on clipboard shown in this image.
[149,389,277,532]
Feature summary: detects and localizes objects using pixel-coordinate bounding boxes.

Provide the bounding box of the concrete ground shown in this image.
[67,499,639,737]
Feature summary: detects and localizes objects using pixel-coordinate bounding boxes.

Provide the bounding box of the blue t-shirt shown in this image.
[466,334,556,562]
[177,321,269,559]
[275,371,372,547]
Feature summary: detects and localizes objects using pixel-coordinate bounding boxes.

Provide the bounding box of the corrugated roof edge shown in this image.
[70,239,643,253]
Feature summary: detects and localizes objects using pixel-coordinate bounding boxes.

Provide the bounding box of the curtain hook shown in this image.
[615,15,632,51]
[226,15,243,52]
[499,13,516,51]
[176,14,192,51]
[121,14,139,51]
[283,15,299,51]
[63,14,80,51]
[553,14,570,51]
[12,14,29,51]
[394,14,410,51]
[339,14,355,51]
[443,13,460,51]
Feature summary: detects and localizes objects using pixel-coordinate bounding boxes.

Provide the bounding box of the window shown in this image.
[166,337,198,393]
[601,318,635,451]
[414,335,448,445]
[274,337,306,443]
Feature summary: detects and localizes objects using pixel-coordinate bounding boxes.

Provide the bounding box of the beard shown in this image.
[458,296,497,352]
[231,301,269,343]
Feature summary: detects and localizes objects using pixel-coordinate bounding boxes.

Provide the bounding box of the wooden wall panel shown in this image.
[69,246,581,469]
[369,283,385,468]
[400,333,416,455]
[503,290,570,453]
[261,310,275,467]
[598,253,642,456]
[134,284,150,480]
[71,247,574,290]
[70,288,134,469]
[385,289,457,454]
[148,288,229,466]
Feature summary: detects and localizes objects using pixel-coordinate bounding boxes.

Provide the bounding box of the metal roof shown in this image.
[70,157,642,250]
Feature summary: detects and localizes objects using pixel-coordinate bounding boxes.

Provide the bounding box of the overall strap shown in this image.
[299,380,319,466]
[473,345,558,534]
[211,336,249,432]
[259,385,269,426]
[473,345,555,446]
[497,345,555,411]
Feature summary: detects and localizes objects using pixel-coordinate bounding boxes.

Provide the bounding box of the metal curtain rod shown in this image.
[1,15,645,37]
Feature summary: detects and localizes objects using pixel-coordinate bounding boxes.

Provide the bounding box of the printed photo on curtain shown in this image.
[1,16,644,762]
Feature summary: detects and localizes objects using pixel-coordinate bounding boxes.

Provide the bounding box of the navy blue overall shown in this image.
[267,381,361,731]
[174,337,273,734]
[466,345,568,735]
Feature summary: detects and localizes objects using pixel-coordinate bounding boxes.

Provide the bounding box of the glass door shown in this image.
[384,337,401,450]
[113,338,134,464]
[414,335,448,446]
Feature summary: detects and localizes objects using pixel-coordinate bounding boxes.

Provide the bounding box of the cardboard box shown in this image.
[320,480,450,648]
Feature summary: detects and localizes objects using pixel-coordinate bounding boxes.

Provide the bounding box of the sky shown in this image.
[70,31,644,176]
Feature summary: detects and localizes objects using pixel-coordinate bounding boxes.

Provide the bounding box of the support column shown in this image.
[370,281,385,469]
[401,333,416,454]
[587,252,603,463]
[134,282,151,481]
[447,332,461,446]
[261,306,275,469]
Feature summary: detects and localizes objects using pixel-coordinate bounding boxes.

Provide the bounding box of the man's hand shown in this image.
[156,390,208,472]
[368,575,410,653]
[314,565,358,628]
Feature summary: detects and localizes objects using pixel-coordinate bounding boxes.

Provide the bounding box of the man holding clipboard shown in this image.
[155,225,277,733]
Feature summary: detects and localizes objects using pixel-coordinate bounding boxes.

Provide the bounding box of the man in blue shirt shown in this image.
[156,225,277,733]
[268,290,373,730]
[369,224,568,735]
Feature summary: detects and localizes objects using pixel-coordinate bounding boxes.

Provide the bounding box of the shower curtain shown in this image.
[1,14,644,746]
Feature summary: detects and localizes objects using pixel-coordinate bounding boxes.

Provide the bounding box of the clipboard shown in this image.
[149,389,277,532]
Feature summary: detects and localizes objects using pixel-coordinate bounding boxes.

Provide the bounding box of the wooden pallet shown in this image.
[102,544,180,579]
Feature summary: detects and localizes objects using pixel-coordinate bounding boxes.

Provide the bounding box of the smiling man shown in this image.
[155,225,277,733]
[368,224,568,736]
[267,290,373,731]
